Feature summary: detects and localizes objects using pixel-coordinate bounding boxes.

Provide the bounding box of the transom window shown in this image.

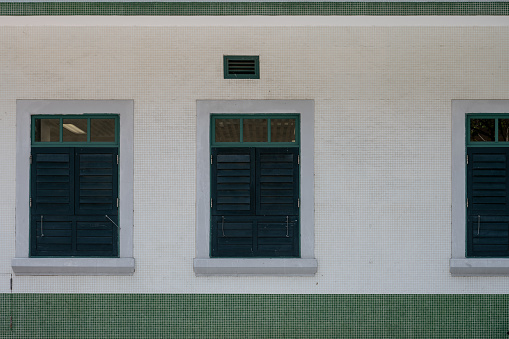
[32,115,118,145]
[211,115,299,146]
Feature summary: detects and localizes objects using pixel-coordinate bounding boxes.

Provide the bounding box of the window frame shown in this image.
[451,100,509,276]
[12,100,134,275]
[195,100,317,275]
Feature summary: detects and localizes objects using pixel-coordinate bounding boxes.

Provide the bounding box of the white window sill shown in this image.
[12,257,135,276]
[450,258,509,276]
[193,258,317,276]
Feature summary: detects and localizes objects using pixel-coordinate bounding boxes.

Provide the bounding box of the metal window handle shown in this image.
[40,215,44,237]
[477,215,481,236]
[286,216,289,238]
[105,215,120,229]
[222,216,225,237]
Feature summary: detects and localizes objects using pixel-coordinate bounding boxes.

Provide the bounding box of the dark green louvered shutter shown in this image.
[255,148,299,256]
[467,148,509,257]
[31,147,118,257]
[211,147,299,257]
[75,148,118,256]
[31,148,74,255]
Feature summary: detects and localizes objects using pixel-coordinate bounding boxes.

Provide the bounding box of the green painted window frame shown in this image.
[31,114,119,147]
[467,114,509,147]
[211,114,300,147]
[464,112,509,259]
[30,113,120,258]
[223,56,260,80]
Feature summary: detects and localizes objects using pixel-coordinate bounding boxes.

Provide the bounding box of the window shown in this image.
[31,116,119,257]
[12,100,134,275]
[451,100,509,276]
[211,115,300,257]
[195,100,317,275]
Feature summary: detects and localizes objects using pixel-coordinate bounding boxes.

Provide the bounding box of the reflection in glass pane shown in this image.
[215,119,240,142]
[63,119,87,142]
[271,119,296,142]
[243,119,267,142]
[499,119,509,142]
[91,119,116,142]
[35,119,60,142]
[470,119,495,142]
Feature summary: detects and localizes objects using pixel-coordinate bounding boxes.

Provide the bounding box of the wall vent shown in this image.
[224,56,260,79]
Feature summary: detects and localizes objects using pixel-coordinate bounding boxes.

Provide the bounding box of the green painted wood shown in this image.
[211,147,299,257]
[211,148,255,216]
[256,148,299,216]
[467,147,509,257]
[30,147,118,257]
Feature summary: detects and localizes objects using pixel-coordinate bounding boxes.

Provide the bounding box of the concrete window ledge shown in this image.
[450,258,509,276]
[12,257,135,276]
[194,258,317,276]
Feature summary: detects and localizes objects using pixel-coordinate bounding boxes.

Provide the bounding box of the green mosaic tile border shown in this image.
[1,294,509,338]
[0,2,507,16]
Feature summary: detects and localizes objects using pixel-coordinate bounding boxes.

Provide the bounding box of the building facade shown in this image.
[1,2,509,337]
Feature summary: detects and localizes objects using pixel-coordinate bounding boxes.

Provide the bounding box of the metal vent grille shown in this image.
[224,56,260,79]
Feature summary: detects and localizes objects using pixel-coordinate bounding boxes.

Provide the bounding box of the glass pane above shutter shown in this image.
[35,119,60,142]
[215,119,240,143]
[499,119,509,142]
[243,119,267,142]
[91,119,116,142]
[470,119,495,142]
[271,119,296,143]
[63,119,87,142]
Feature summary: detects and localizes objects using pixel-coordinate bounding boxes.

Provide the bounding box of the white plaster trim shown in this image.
[195,100,316,276]
[194,258,318,276]
[13,100,135,275]
[11,258,135,276]
[1,16,508,27]
[451,100,509,276]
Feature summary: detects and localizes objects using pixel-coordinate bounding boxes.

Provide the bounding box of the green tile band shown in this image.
[1,294,509,338]
[0,2,508,16]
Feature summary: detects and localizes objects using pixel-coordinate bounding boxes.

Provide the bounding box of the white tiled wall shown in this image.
[0,23,508,293]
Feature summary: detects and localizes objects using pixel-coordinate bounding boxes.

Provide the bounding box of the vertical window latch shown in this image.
[466,155,468,165]
[29,197,32,208]
[117,198,119,208]
[298,198,300,208]
[29,154,32,165]
[117,155,119,165]
[211,155,213,165]
[211,198,213,208]
[466,198,469,208]
[298,155,300,165]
